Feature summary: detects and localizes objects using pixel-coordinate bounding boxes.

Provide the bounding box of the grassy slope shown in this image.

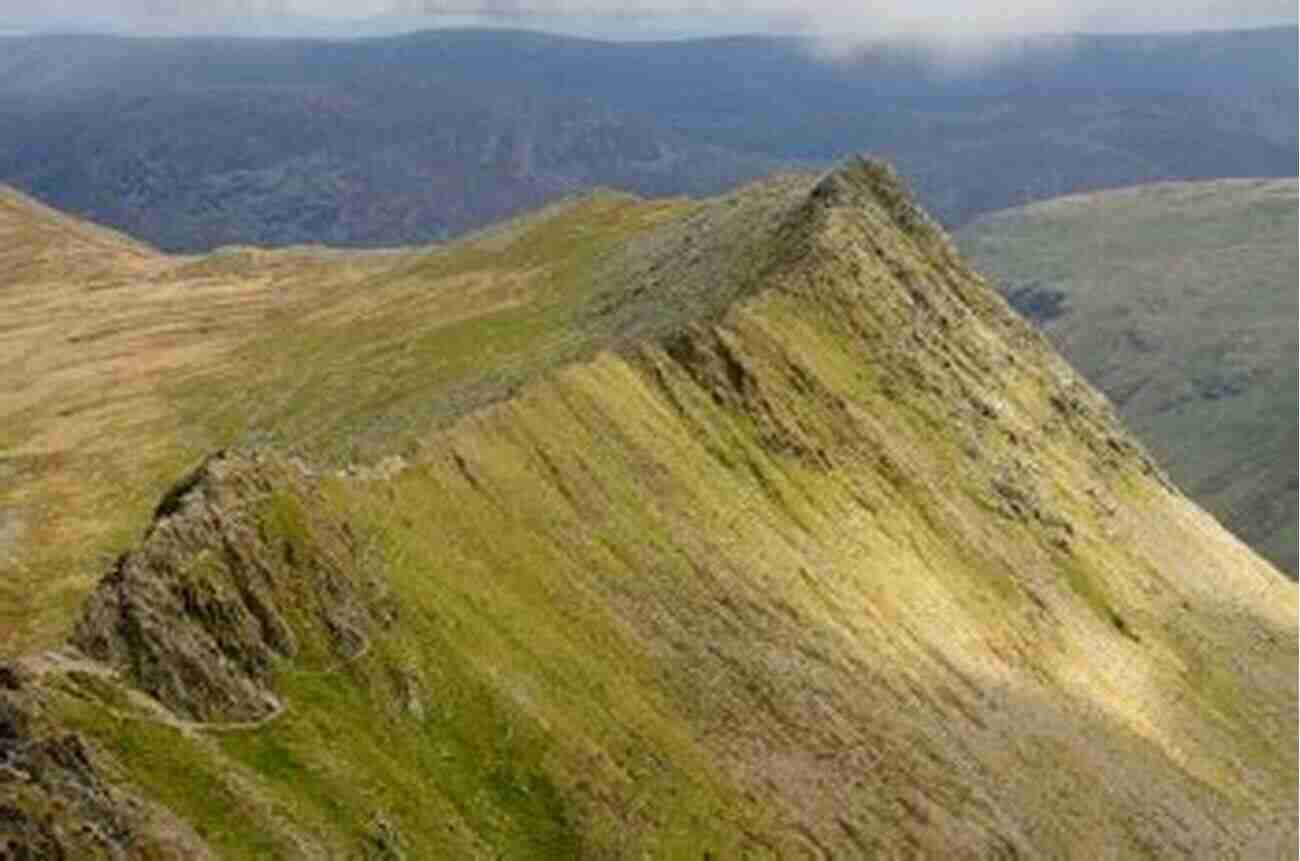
[0,182,421,650]
[0,170,834,653]
[2,162,1296,856]
[957,179,1298,576]
[2,180,769,652]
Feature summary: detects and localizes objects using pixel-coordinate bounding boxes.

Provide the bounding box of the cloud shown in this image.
[411,0,1293,34]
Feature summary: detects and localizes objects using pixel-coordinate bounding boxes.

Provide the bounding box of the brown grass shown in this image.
[1,184,707,653]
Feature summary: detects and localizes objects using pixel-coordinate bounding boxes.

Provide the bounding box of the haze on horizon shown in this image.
[4,0,1296,43]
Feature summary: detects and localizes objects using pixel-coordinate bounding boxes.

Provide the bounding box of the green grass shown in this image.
[54,695,297,856]
[0,173,820,655]
[957,179,1299,576]
[56,454,778,855]
[0,191,690,654]
[10,162,1299,858]
[164,192,684,463]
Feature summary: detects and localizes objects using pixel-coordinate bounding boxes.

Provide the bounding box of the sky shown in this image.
[3,0,1296,40]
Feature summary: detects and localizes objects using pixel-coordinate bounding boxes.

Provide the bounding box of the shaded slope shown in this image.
[1,160,1295,857]
[957,179,1298,575]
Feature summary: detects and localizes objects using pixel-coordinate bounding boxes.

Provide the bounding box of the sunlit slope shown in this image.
[3,161,1295,857]
[0,181,429,651]
[2,181,756,652]
[957,180,1298,576]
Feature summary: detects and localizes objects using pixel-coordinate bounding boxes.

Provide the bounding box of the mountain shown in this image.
[0,26,1294,251]
[957,179,1298,576]
[1,160,1295,856]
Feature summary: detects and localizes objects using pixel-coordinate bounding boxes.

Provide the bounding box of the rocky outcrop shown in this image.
[0,662,214,859]
[72,450,392,723]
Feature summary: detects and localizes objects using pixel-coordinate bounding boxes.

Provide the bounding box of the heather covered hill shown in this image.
[0,26,1294,251]
[958,179,1298,576]
[1,160,1295,856]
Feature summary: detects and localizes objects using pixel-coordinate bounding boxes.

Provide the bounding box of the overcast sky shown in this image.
[4,0,1296,40]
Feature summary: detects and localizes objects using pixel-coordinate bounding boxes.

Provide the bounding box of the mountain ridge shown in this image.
[1,158,1295,857]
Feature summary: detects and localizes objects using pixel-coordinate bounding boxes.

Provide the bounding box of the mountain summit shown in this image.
[1,159,1295,857]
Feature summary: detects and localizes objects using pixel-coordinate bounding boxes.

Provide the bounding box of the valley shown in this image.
[0,27,1294,251]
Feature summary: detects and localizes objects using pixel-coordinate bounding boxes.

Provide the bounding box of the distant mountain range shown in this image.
[0,26,1294,251]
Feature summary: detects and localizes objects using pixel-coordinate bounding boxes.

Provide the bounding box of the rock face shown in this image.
[0,158,1295,857]
[73,451,391,723]
[0,662,214,859]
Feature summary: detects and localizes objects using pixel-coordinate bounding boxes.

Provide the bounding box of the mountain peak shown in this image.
[1,159,1294,858]
[811,155,922,215]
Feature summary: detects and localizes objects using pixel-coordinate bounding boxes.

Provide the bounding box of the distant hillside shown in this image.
[2,159,1295,858]
[0,26,1294,251]
[957,179,1298,576]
